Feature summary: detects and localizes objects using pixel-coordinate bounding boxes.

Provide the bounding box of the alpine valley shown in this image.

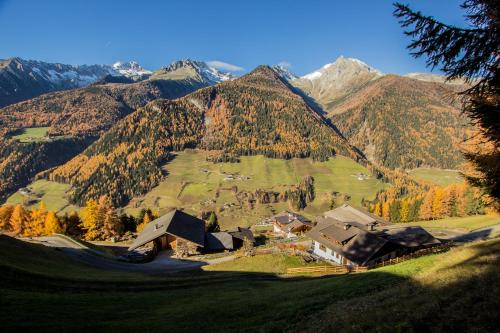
[0,56,471,226]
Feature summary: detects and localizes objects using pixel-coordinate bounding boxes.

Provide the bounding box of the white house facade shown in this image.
[312,240,345,265]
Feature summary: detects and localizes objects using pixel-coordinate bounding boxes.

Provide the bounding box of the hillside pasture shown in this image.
[125,150,389,228]
[408,167,463,186]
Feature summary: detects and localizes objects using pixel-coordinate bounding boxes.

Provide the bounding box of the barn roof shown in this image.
[128,210,205,251]
[323,204,388,227]
[205,232,234,251]
[380,226,440,248]
[229,227,255,243]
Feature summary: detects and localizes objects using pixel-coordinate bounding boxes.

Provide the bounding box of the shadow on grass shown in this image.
[1,235,499,332]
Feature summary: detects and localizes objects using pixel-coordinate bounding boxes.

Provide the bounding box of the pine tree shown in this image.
[206,212,220,232]
[0,205,14,231]
[10,204,27,236]
[394,1,500,203]
[389,201,402,223]
[44,211,62,235]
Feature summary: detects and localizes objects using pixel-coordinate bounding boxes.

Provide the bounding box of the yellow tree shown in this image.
[98,196,123,239]
[81,199,100,240]
[24,202,47,237]
[136,213,151,233]
[9,204,27,236]
[400,199,410,223]
[432,188,445,219]
[419,188,435,220]
[382,201,391,220]
[44,211,63,235]
[0,205,14,231]
[373,203,382,217]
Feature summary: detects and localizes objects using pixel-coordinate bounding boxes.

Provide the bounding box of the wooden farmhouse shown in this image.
[128,209,206,255]
[129,210,255,256]
[271,211,313,238]
[308,204,440,267]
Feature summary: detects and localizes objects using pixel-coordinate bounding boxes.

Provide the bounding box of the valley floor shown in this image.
[0,234,498,332]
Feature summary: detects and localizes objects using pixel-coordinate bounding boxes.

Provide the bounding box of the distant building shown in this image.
[128,209,206,255]
[308,204,440,266]
[271,211,313,238]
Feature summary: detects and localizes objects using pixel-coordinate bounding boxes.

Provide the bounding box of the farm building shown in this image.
[128,209,206,255]
[271,211,312,238]
[129,210,255,256]
[323,203,389,230]
[308,205,440,266]
[205,227,255,252]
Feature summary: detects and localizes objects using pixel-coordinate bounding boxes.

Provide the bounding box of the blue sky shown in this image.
[0,0,467,75]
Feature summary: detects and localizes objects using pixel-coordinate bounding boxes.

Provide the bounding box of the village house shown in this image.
[128,209,206,255]
[129,209,255,256]
[308,204,440,266]
[271,211,313,238]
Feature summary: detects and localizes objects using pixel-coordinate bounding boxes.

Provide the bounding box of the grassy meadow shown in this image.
[1,234,498,332]
[5,151,387,228]
[407,214,499,232]
[6,179,78,213]
[408,167,463,186]
[125,150,388,228]
[9,127,50,142]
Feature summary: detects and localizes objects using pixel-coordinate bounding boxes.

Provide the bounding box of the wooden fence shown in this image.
[286,244,450,275]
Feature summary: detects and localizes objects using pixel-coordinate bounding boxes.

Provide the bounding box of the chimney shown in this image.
[344,223,351,230]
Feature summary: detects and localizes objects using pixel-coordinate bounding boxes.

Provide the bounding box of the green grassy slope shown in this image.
[408,167,463,186]
[125,150,388,228]
[6,179,78,213]
[407,214,499,231]
[1,235,498,332]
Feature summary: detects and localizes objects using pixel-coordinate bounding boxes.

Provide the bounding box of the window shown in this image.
[319,244,326,252]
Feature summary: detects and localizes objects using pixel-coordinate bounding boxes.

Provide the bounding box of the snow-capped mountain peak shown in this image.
[160,59,235,84]
[111,61,152,79]
[272,65,299,81]
[301,56,383,81]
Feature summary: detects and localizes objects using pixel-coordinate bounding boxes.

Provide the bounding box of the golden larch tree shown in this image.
[44,211,63,235]
[10,204,27,236]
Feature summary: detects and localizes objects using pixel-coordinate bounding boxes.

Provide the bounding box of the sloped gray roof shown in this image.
[128,210,205,250]
[229,227,255,243]
[324,204,388,226]
[205,232,234,251]
[381,226,441,248]
[307,218,388,265]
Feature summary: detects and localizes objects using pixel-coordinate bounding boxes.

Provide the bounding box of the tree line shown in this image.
[367,182,486,223]
[0,197,159,241]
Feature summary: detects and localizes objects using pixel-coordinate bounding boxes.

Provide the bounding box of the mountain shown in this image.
[151,59,235,84]
[272,65,299,81]
[291,56,383,115]
[405,72,468,85]
[0,57,156,108]
[0,67,215,202]
[329,75,470,169]
[48,65,361,206]
[112,61,152,81]
[0,57,114,107]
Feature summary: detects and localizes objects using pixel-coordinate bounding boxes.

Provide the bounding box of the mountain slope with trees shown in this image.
[329,75,470,169]
[0,73,211,203]
[48,66,362,207]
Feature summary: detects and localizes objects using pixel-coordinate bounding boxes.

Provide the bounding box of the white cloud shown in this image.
[206,60,244,72]
[277,61,291,69]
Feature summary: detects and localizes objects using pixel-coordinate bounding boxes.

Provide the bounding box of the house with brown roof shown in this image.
[271,211,312,238]
[308,204,440,266]
[129,210,255,256]
[128,209,206,255]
